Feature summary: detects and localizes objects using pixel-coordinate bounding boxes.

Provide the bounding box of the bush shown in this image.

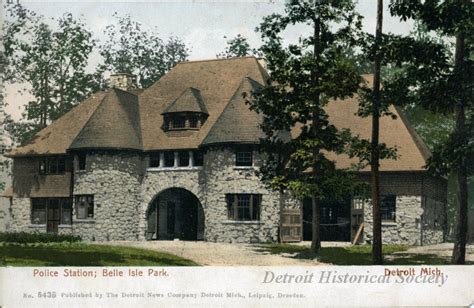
[0,232,81,244]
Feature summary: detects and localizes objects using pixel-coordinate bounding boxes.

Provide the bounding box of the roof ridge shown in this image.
[176,56,257,65]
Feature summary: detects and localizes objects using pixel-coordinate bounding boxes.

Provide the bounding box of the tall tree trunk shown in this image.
[311,194,321,252]
[310,5,322,254]
[371,0,383,265]
[451,32,468,265]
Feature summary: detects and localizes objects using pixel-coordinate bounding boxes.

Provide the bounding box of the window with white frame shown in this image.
[226,194,261,221]
[235,151,253,167]
[75,195,94,219]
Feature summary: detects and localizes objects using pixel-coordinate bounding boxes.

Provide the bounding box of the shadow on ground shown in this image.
[255,244,473,265]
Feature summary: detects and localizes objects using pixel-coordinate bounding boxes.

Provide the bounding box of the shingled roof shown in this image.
[7,92,106,156]
[292,75,430,172]
[202,77,265,145]
[69,88,142,151]
[162,87,208,114]
[138,56,268,150]
[7,57,429,172]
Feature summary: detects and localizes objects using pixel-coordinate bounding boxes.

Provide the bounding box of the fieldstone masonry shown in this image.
[363,196,424,245]
[7,149,446,245]
[73,152,143,241]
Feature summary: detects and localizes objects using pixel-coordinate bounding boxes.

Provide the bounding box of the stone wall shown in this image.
[72,151,143,241]
[141,148,282,243]
[9,197,31,232]
[363,196,423,245]
[7,149,447,246]
[202,148,281,243]
[361,173,446,246]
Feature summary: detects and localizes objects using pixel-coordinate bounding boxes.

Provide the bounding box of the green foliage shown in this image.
[98,13,189,89]
[3,3,98,144]
[249,0,366,201]
[216,34,260,58]
[388,1,473,178]
[0,243,198,266]
[0,232,81,243]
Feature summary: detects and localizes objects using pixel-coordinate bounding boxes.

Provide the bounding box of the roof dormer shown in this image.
[162,87,209,131]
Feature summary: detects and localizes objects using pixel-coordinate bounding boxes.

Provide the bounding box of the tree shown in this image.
[3,3,97,144]
[249,0,365,253]
[99,14,189,89]
[369,0,384,265]
[216,34,260,58]
[390,0,473,264]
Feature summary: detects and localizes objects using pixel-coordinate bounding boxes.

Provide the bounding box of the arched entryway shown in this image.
[146,188,204,241]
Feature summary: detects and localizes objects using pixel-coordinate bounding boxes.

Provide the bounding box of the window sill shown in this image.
[58,224,72,228]
[74,219,95,223]
[382,221,397,226]
[233,166,256,170]
[222,220,262,225]
[29,224,46,228]
[147,166,203,172]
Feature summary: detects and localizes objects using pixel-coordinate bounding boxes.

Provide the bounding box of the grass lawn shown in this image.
[0,243,198,266]
[257,244,459,265]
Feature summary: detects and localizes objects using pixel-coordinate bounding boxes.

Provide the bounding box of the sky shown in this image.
[3,0,414,121]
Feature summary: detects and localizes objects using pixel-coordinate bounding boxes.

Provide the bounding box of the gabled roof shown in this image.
[162,87,208,114]
[292,75,430,172]
[7,57,430,172]
[69,88,142,151]
[202,77,265,145]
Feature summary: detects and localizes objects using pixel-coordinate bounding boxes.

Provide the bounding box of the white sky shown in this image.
[3,0,414,121]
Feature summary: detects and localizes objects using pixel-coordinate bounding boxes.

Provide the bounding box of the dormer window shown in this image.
[172,115,186,129]
[162,87,208,132]
[189,116,199,128]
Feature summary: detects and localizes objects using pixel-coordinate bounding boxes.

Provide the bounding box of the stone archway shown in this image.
[146,188,204,241]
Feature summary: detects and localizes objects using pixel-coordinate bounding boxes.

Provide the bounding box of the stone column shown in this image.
[159,153,164,168]
[189,151,194,167]
[174,152,179,167]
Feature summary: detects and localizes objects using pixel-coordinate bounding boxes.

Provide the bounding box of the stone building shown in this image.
[3,57,447,245]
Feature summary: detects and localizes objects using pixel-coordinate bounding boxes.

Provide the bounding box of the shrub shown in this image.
[0,232,81,243]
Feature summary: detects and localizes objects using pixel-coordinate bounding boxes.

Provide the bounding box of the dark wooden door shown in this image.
[47,200,60,233]
[167,202,176,238]
[146,199,158,240]
[280,209,302,242]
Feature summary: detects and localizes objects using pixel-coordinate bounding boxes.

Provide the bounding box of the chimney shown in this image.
[108,73,138,91]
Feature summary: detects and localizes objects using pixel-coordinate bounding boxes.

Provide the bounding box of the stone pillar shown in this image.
[159,153,164,168]
[174,152,179,167]
[189,151,194,167]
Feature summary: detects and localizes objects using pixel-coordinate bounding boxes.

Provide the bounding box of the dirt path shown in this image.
[105,241,323,266]
[102,241,474,265]
[394,243,474,262]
